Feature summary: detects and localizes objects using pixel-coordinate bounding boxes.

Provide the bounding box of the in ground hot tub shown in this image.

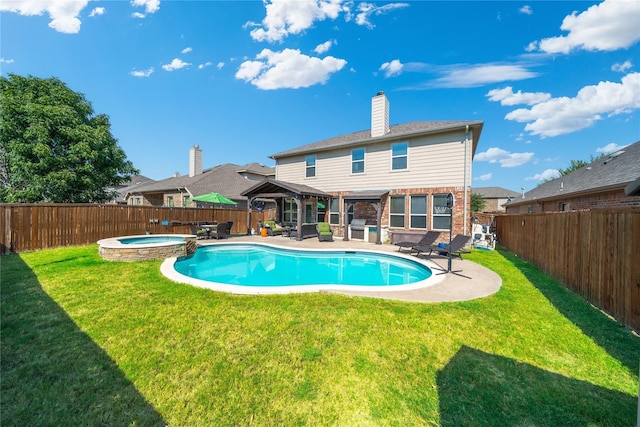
[97,234,197,261]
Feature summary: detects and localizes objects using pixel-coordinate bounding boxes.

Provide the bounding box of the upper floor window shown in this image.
[391,142,408,170]
[432,194,451,230]
[410,195,428,229]
[389,195,405,228]
[352,148,365,174]
[306,155,316,178]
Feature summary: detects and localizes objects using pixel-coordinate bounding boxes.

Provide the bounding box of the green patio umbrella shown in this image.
[192,192,237,205]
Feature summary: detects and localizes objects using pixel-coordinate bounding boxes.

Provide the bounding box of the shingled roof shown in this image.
[506,140,640,207]
[270,120,484,159]
[472,187,521,199]
[126,163,275,201]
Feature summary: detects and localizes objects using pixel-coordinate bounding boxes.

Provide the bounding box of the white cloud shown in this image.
[379,59,403,78]
[0,0,89,33]
[612,60,632,72]
[596,143,627,154]
[475,147,535,168]
[181,47,192,54]
[474,173,493,181]
[248,0,346,43]
[529,0,640,54]
[162,58,191,71]
[131,0,159,14]
[0,58,15,63]
[526,169,560,181]
[235,48,346,90]
[519,5,532,15]
[131,12,145,19]
[130,67,154,77]
[354,2,409,29]
[198,62,212,69]
[216,62,225,69]
[436,64,538,88]
[503,72,640,137]
[89,7,105,17]
[314,40,333,54]
[486,86,551,106]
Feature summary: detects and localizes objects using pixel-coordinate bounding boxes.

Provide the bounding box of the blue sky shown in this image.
[1,0,639,193]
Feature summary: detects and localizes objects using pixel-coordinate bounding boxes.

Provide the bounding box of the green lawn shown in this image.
[2,245,638,426]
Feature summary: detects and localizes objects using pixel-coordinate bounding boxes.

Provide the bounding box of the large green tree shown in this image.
[0,74,138,203]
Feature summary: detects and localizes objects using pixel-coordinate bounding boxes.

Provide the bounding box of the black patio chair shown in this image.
[413,234,471,259]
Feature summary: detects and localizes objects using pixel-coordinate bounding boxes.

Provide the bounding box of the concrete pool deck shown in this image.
[197,234,502,303]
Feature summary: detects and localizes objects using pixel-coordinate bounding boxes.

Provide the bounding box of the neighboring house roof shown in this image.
[112,175,155,203]
[506,140,640,207]
[270,120,484,159]
[472,187,521,199]
[127,163,275,201]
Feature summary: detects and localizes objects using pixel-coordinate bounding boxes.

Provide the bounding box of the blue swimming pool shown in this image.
[164,243,436,293]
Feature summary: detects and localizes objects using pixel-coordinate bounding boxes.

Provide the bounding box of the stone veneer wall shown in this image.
[99,237,197,262]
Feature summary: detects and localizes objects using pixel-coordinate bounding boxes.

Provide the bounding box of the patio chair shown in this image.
[190,223,209,239]
[316,222,333,242]
[263,220,283,236]
[394,230,441,253]
[209,222,229,240]
[413,234,471,259]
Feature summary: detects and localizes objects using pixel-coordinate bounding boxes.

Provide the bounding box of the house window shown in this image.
[347,204,354,225]
[559,202,567,212]
[317,200,326,223]
[184,197,191,208]
[134,197,141,206]
[352,148,365,174]
[527,205,533,213]
[167,196,174,208]
[432,194,451,230]
[306,155,316,178]
[389,195,405,228]
[283,198,297,224]
[410,195,428,229]
[391,142,408,170]
[329,198,340,225]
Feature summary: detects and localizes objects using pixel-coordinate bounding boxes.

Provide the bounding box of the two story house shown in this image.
[243,92,483,243]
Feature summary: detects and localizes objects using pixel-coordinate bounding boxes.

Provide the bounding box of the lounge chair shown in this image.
[394,230,441,253]
[413,234,471,259]
[316,222,333,241]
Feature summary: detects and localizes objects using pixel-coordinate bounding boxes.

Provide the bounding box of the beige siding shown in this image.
[276,130,471,192]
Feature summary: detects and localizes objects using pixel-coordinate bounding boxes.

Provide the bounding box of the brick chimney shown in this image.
[189,144,203,177]
[371,91,389,138]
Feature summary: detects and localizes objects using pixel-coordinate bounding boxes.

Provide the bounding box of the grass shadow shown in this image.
[437,345,637,426]
[1,254,166,426]
[497,247,640,374]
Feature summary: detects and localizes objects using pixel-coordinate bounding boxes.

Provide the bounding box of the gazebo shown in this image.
[241,179,331,241]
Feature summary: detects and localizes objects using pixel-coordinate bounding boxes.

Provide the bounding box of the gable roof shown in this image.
[270,120,484,159]
[472,187,521,199]
[241,178,330,199]
[127,163,275,201]
[506,140,640,207]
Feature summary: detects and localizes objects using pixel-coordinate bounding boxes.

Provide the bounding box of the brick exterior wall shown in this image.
[507,189,640,214]
[328,186,472,242]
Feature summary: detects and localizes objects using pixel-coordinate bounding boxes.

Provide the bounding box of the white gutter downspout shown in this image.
[463,125,469,235]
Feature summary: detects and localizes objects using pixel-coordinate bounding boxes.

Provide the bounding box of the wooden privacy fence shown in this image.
[495,209,640,332]
[0,204,275,254]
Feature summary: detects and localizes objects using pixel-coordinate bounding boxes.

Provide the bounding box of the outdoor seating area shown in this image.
[189,221,231,240]
[394,230,441,253]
